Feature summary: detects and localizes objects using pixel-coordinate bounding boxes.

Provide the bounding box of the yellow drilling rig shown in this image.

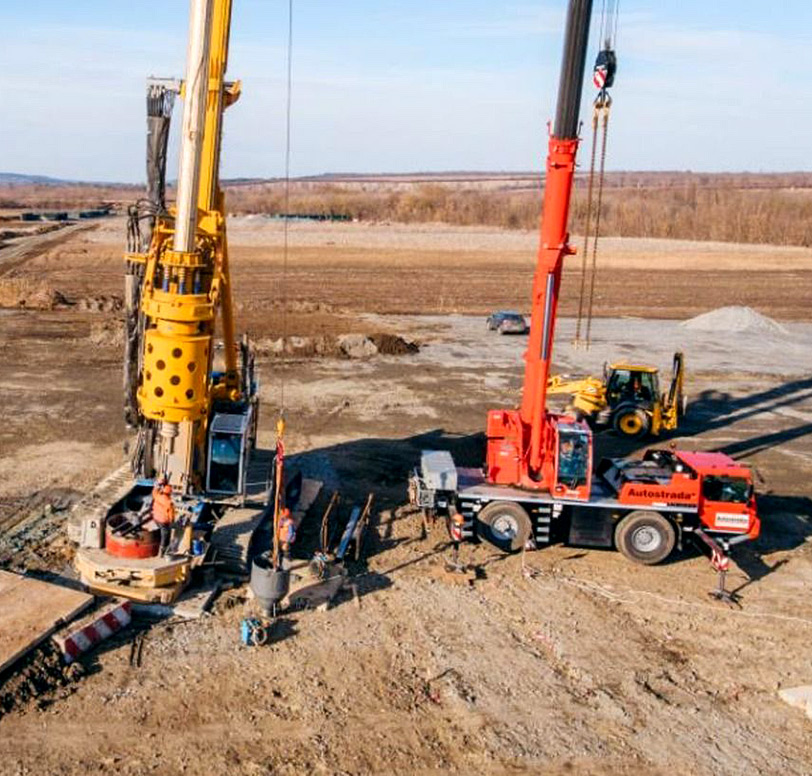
[74,0,273,603]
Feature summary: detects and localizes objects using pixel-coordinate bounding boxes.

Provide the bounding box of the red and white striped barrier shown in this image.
[52,600,132,664]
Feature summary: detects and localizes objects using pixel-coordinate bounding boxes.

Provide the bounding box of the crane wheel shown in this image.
[477,501,531,553]
[613,405,651,438]
[615,511,675,565]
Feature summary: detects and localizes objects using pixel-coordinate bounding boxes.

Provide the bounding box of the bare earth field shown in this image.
[0,217,811,775]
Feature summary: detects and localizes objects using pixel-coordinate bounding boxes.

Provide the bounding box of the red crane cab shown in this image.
[486,409,592,501]
[675,451,760,539]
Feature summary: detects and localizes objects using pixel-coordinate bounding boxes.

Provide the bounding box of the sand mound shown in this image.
[369,333,420,356]
[76,295,123,313]
[0,279,71,310]
[88,320,125,347]
[0,640,82,717]
[255,332,419,360]
[0,280,122,313]
[681,306,787,335]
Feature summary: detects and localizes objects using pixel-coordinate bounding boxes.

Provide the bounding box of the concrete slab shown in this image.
[173,578,222,619]
[284,559,347,611]
[211,505,270,577]
[297,479,324,514]
[0,570,94,674]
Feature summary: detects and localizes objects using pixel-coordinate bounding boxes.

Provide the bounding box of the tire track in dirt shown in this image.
[0,223,96,276]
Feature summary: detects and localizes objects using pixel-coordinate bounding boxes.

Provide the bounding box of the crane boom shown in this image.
[521,0,592,472]
[486,0,594,496]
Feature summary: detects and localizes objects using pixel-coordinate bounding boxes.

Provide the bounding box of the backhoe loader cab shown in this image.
[605,364,658,404]
[549,352,685,439]
[603,363,660,436]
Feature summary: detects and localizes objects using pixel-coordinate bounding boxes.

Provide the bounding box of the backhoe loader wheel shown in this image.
[478,501,531,553]
[615,511,675,565]
[613,406,651,438]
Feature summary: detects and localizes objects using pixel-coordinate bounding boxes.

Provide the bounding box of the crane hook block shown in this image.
[593,49,617,91]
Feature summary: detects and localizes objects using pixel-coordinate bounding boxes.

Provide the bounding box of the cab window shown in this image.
[702,476,752,504]
[557,430,589,487]
[209,433,241,493]
[607,369,657,405]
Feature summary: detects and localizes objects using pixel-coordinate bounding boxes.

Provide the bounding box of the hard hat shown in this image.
[280,508,291,518]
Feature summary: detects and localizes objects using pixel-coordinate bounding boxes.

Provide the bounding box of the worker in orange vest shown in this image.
[152,475,176,556]
[447,509,465,572]
[277,508,296,559]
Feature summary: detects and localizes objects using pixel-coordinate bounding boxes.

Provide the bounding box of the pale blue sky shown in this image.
[1,1,810,181]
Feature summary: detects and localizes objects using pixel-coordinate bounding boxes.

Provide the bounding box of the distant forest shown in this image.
[4,171,812,246]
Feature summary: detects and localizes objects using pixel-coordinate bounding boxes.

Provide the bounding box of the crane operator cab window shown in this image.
[702,475,753,504]
[556,426,590,489]
[607,368,658,406]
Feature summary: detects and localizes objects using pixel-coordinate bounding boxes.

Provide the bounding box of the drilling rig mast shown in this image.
[75,0,270,603]
[126,0,256,497]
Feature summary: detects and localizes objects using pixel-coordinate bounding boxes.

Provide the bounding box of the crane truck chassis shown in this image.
[410,444,760,567]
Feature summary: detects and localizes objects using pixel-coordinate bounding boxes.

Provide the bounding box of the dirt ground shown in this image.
[0,218,811,775]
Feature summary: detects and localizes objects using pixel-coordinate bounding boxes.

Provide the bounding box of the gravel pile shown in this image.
[681,305,787,335]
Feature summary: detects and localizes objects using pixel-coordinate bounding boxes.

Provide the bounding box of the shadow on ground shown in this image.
[289,402,812,595]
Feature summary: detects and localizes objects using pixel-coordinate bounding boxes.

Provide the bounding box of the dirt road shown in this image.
[0,219,811,775]
[0,222,96,275]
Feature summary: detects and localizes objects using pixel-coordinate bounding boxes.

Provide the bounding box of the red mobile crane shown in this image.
[410,0,760,582]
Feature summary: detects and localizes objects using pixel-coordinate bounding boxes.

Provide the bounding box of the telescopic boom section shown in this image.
[486,0,592,490]
[521,0,592,470]
[173,0,214,255]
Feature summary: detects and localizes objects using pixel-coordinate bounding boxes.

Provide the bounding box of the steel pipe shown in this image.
[173,0,215,254]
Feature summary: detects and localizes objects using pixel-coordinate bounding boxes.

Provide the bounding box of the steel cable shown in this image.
[280,0,294,413]
[574,108,601,346]
[584,100,610,347]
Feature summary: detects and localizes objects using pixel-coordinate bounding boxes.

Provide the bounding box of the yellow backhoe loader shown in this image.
[547,352,686,438]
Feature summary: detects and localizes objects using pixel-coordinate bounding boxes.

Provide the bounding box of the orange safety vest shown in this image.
[278,513,296,545]
[152,485,176,526]
[449,512,464,542]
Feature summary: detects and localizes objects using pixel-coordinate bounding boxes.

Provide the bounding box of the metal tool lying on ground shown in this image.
[409,0,760,592]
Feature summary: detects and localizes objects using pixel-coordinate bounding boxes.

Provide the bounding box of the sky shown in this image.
[1,1,811,182]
